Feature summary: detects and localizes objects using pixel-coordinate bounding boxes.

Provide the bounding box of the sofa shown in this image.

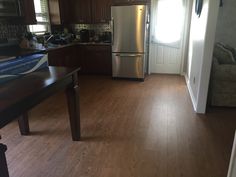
[209,43,236,107]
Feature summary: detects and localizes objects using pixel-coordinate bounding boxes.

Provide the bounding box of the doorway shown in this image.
[149,0,192,74]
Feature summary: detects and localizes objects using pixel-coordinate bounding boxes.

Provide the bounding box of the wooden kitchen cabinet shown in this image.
[48,46,76,67]
[112,0,149,5]
[59,0,72,24]
[20,0,37,24]
[84,45,112,75]
[49,0,111,24]
[48,0,72,25]
[92,0,112,23]
[48,45,112,75]
[71,0,92,24]
[48,45,85,68]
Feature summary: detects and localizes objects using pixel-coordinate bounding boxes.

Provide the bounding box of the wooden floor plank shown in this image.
[1,75,236,177]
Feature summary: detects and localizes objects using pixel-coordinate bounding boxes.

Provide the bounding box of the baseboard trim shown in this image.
[184,74,197,112]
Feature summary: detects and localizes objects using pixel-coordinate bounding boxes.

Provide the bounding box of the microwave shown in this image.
[0,0,21,17]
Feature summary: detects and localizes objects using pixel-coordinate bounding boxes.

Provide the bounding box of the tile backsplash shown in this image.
[73,23,111,34]
[0,24,26,40]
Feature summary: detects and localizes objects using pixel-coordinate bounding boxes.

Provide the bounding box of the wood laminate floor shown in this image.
[1,75,236,177]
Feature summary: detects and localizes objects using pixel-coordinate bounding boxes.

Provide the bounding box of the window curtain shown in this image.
[151,0,185,48]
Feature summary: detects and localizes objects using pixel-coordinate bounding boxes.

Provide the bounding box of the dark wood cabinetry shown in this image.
[49,0,111,24]
[112,0,149,5]
[48,0,72,24]
[92,0,112,23]
[48,45,112,75]
[84,45,112,74]
[69,0,111,24]
[48,47,70,67]
[71,0,92,24]
[20,0,37,24]
[59,0,72,24]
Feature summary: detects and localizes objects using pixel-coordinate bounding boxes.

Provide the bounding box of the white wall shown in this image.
[228,132,236,177]
[186,0,219,113]
[215,0,236,48]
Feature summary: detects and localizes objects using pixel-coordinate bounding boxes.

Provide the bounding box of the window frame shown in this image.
[28,0,51,35]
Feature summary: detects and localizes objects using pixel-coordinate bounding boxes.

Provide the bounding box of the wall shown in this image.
[227,132,236,177]
[186,0,219,113]
[215,0,236,48]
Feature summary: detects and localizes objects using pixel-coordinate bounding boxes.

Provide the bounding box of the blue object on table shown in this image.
[0,54,48,84]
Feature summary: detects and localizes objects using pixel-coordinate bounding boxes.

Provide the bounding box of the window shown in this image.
[29,0,50,35]
[151,0,185,48]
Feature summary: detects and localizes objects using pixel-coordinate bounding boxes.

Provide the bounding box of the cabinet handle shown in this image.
[115,54,143,57]
[18,0,22,16]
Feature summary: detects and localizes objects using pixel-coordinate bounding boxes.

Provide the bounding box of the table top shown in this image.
[0,66,80,128]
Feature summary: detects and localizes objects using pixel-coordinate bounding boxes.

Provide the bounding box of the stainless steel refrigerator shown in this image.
[111,5,149,80]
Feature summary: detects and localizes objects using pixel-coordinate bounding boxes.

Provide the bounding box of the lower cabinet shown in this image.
[48,45,112,75]
[48,46,73,67]
[83,45,112,75]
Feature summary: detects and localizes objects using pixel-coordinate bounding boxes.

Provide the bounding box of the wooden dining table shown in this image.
[0,66,81,177]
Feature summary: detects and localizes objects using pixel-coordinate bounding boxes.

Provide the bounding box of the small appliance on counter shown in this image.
[100,32,112,43]
[79,29,90,43]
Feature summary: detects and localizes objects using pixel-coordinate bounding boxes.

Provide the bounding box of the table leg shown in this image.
[0,143,10,177]
[18,113,30,135]
[66,73,80,141]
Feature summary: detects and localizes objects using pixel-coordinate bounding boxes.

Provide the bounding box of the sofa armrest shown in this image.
[212,62,236,81]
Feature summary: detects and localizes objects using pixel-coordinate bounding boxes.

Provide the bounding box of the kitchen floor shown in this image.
[1,75,236,177]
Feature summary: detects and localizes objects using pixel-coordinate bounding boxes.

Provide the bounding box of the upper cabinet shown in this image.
[71,0,92,24]
[49,0,112,24]
[70,0,111,24]
[20,0,37,24]
[92,0,112,23]
[112,0,150,5]
[48,0,72,25]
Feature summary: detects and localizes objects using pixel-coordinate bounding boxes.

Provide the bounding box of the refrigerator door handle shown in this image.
[111,18,114,45]
[115,54,143,57]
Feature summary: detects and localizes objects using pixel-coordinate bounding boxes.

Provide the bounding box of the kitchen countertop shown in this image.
[0,42,111,62]
[45,41,111,51]
[0,46,46,62]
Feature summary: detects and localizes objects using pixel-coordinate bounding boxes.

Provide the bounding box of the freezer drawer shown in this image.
[112,53,145,79]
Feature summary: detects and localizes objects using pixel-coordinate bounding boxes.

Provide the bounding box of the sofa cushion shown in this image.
[224,44,236,62]
[214,43,236,64]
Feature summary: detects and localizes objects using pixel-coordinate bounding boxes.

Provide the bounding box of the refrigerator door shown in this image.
[112,53,145,79]
[111,5,147,53]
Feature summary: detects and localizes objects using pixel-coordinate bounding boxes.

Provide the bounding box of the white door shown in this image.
[150,44,182,74]
[149,0,191,74]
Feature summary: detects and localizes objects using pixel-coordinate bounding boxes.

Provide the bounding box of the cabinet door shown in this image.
[68,45,85,68]
[112,0,129,5]
[48,48,68,66]
[59,0,72,24]
[112,0,148,5]
[92,0,111,23]
[84,45,112,75]
[71,0,92,24]
[20,0,37,24]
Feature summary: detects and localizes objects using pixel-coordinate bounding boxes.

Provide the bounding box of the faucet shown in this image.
[44,34,54,47]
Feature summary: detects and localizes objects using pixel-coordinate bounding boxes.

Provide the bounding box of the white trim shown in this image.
[180,0,193,75]
[228,131,236,177]
[185,74,197,112]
